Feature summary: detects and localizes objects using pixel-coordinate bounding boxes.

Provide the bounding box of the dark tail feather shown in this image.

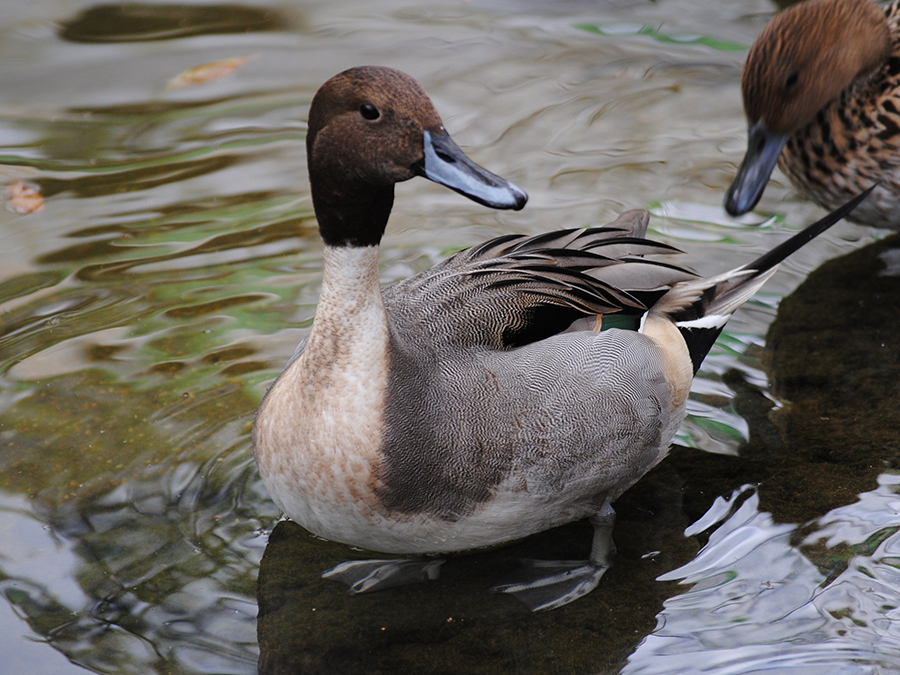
[652,186,875,373]
[742,184,876,277]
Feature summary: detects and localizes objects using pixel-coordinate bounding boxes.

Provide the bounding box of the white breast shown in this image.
[253,246,395,546]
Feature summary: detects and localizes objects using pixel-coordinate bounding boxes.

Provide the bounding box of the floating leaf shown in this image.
[6,180,45,215]
[166,55,259,91]
[575,23,746,51]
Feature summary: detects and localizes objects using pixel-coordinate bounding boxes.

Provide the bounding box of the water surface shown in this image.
[0,1,896,673]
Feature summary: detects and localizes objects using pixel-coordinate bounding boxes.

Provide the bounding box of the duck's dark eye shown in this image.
[785,71,799,90]
[359,104,380,120]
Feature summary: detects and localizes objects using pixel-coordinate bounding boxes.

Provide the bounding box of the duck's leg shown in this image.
[322,557,445,594]
[493,503,616,612]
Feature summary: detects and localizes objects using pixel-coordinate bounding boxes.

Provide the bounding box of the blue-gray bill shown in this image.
[415,129,528,211]
[724,120,788,216]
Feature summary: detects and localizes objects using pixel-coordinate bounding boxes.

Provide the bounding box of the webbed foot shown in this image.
[322,558,445,594]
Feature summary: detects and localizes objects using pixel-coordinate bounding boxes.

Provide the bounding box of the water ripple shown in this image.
[626,477,900,674]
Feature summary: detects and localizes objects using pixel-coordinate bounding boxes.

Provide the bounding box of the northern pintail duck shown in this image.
[253,65,870,612]
[725,0,900,227]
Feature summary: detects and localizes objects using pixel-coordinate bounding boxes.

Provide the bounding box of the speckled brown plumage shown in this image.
[726,0,900,227]
[780,2,900,227]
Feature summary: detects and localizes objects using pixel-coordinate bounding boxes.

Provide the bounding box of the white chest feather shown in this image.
[254,246,392,543]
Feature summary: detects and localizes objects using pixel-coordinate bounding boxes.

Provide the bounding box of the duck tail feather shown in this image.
[743,183,875,276]
[652,267,774,373]
[650,185,874,373]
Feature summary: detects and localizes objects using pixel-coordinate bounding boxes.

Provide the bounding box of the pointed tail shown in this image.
[651,185,875,373]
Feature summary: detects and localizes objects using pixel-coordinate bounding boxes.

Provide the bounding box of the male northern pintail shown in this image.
[253,66,870,612]
[725,0,899,227]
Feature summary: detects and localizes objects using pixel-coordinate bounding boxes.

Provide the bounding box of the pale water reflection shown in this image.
[0,0,897,673]
[627,478,900,674]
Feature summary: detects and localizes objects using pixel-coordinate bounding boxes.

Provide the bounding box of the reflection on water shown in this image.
[0,0,896,673]
[58,4,290,43]
[0,364,271,673]
[626,479,900,674]
[254,461,696,675]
